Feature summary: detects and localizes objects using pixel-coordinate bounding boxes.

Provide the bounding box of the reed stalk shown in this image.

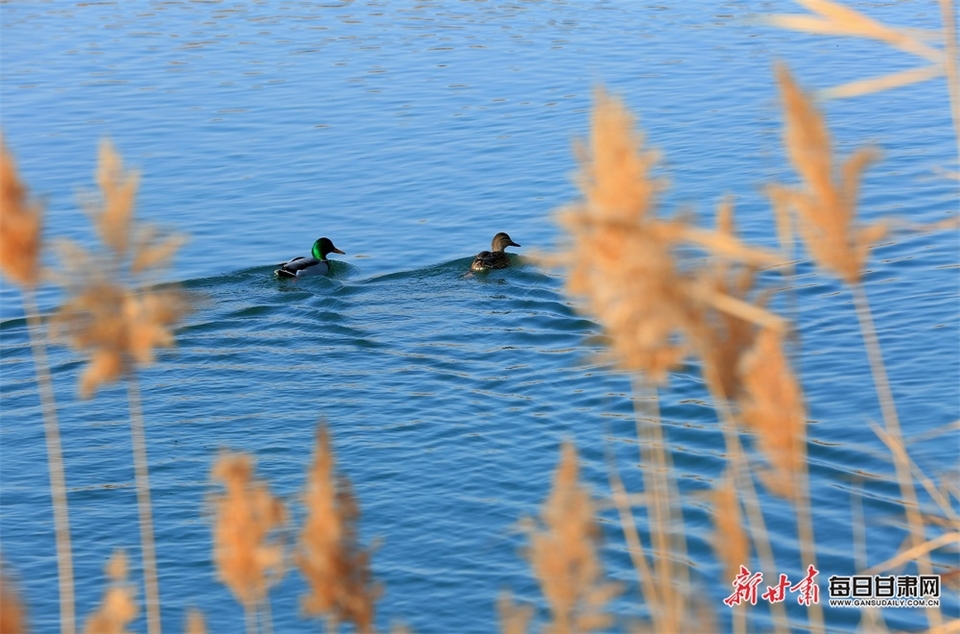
[1,139,76,634]
[605,452,658,615]
[23,289,76,634]
[705,378,788,634]
[850,282,938,629]
[629,382,687,632]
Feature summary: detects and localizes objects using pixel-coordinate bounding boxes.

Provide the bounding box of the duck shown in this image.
[274,237,345,278]
[471,232,521,271]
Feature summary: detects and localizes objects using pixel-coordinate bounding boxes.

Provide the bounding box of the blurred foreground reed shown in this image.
[208,426,378,634]
[512,1,958,632]
[0,1,956,632]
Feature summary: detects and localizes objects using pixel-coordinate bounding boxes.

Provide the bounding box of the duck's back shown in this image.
[471,250,509,271]
[275,256,328,277]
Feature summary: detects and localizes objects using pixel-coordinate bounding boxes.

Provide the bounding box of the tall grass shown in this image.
[50,140,190,634]
[82,551,138,634]
[209,425,378,634]
[296,427,378,633]
[513,1,958,631]
[1,139,189,633]
[210,452,287,634]
[1,138,75,634]
[0,0,956,632]
[504,442,620,633]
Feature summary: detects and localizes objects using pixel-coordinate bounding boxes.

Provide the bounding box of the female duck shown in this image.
[275,237,345,278]
[471,232,521,271]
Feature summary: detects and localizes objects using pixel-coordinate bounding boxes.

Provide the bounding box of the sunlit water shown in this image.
[1,1,957,632]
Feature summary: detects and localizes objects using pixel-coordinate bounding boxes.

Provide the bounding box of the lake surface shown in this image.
[1,1,957,632]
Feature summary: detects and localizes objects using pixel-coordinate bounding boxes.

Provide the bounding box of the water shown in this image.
[1,1,957,632]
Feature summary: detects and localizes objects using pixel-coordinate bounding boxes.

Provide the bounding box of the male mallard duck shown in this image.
[274,237,345,278]
[471,232,521,271]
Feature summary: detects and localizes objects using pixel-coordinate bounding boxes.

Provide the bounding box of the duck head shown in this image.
[311,237,346,260]
[492,232,521,252]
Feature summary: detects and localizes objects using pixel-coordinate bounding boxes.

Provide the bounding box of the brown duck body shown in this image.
[471,232,521,272]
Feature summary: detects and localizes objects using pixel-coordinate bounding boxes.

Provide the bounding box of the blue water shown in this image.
[1,1,957,632]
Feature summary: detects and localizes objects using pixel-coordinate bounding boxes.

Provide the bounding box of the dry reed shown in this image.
[549,86,796,632]
[553,88,685,384]
[695,200,764,402]
[2,3,955,632]
[518,441,619,634]
[736,325,822,630]
[709,470,750,634]
[0,137,42,289]
[210,452,287,634]
[50,140,189,634]
[53,140,189,399]
[1,138,76,634]
[737,329,807,501]
[770,0,958,167]
[82,551,138,634]
[710,471,749,586]
[767,1,960,629]
[184,608,206,634]
[296,426,377,633]
[774,62,941,629]
[772,65,887,287]
[497,593,533,634]
[767,0,945,102]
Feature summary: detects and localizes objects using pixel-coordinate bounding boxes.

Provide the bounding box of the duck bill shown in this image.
[332,247,346,254]
[509,241,521,248]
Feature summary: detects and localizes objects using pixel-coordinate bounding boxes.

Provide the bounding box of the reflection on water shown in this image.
[1,1,956,632]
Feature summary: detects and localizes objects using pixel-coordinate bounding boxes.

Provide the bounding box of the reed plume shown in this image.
[211,452,287,634]
[296,426,378,633]
[50,140,189,634]
[553,88,685,383]
[737,326,821,632]
[738,329,807,500]
[82,551,138,634]
[521,441,619,634]
[0,137,42,289]
[710,470,751,634]
[775,63,935,629]
[695,200,763,402]
[773,65,887,286]
[184,608,206,634]
[53,140,188,399]
[552,91,783,383]
[710,471,749,585]
[1,138,76,634]
[497,593,533,634]
[551,88,792,631]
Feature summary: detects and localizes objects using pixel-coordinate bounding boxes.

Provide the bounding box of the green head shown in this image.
[311,237,345,260]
